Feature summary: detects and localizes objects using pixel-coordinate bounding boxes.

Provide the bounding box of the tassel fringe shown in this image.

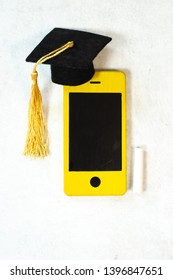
[24,71,49,158]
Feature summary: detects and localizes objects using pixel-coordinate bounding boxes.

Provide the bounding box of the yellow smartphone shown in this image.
[64,70,126,196]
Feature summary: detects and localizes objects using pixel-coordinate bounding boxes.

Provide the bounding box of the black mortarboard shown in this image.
[26,28,112,85]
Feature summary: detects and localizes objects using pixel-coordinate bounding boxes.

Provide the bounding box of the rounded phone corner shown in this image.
[64,188,71,196]
[119,188,127,196]
[117,70,126,80]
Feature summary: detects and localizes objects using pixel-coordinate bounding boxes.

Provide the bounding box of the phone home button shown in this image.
[90,176,101,187]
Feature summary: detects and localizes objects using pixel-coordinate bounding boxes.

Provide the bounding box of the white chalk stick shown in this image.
[132,146,144,193]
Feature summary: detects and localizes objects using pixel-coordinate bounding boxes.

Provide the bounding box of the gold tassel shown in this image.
[24,41,74,158]
[24,71,49,158]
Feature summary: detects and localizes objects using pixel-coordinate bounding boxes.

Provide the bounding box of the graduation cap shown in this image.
[24,28,112,158]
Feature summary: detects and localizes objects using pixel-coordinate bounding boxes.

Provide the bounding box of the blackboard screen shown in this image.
[69,93,122,171]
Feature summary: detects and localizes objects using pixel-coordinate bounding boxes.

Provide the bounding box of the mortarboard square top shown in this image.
[26,28,112,86]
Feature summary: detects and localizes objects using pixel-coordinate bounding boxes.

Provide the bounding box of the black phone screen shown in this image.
[69,92,122,171]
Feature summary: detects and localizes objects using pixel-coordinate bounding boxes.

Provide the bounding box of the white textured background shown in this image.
[0,0,173,260]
